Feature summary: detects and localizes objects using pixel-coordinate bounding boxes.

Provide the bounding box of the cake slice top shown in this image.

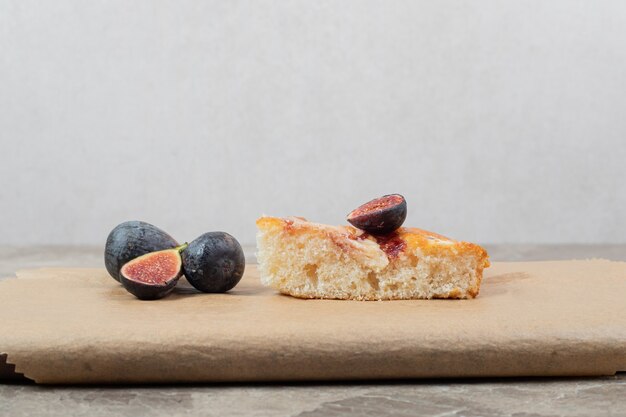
[256,216,490,269]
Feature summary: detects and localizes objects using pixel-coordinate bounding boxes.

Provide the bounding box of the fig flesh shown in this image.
[347,194,407,235]
[120,246,185,300]
[182,232,245,293]
[105,221,179,282]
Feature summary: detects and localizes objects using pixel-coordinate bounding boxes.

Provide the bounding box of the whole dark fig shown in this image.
[182,232,245,293]
[120,246,185,300]
[347,194,407,235]
[105,221,179,282]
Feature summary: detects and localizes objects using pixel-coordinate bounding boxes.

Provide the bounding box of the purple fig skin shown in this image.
[347,194,407,235]
[182,232,246,293]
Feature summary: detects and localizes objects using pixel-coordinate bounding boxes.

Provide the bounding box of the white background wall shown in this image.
[1,0,625,246]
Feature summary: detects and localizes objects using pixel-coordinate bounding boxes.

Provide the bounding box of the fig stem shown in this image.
[176,242,189,253]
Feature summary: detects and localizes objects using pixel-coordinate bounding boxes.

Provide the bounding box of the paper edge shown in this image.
[0,353,33,383]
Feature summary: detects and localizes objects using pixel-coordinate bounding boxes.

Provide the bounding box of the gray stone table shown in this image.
[1,245,625,417]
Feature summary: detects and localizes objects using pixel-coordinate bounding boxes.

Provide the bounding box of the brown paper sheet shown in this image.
[1,261,625,384]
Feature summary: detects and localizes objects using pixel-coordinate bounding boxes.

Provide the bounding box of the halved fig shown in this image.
[347,194,407,235]
[119,245,186,300]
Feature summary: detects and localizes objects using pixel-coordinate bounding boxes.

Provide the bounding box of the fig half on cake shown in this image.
[255,216,489,301]
[347,194,407,235]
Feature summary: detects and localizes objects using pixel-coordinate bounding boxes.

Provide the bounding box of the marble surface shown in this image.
[1,245,625,417]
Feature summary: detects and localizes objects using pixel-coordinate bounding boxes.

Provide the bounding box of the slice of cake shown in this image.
[256,216,489,300]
